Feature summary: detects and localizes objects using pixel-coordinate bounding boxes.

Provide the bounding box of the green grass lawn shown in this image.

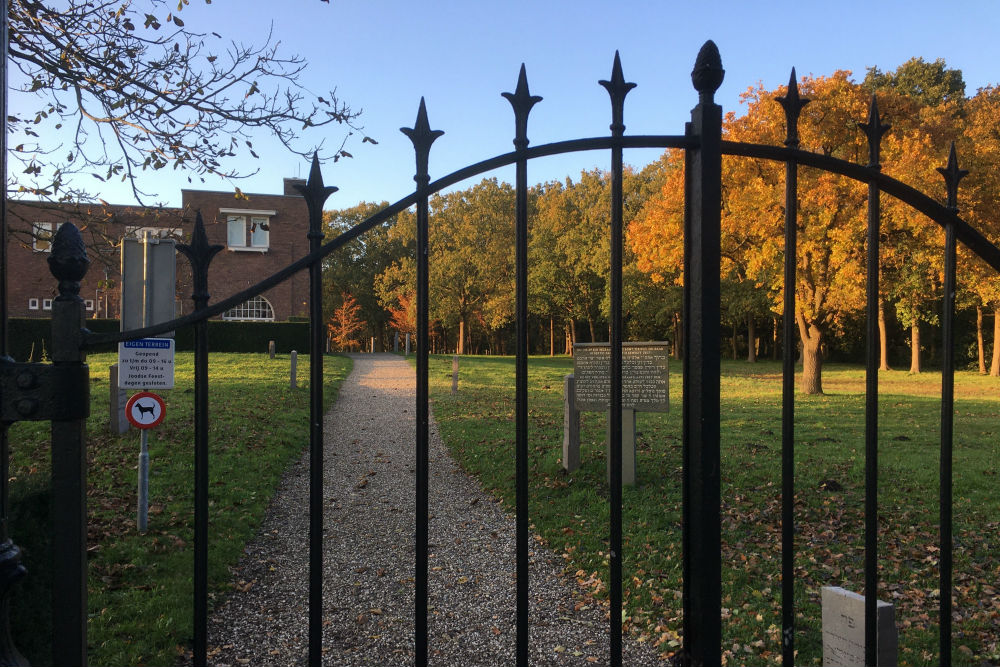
[427,355,999,666]
[7,351,352,667]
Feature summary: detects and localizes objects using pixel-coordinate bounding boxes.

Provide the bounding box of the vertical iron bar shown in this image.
[176,214,222,667]
[860,97,889,667]
[503,65,540,667]
[776,71,808,667]
[684,41,724,667]
[600,52,635,667]
[48,223,90,667]
[936,144,966,667]
[401,101,442,667]
[681,121,693,660]
[296,157,337,667]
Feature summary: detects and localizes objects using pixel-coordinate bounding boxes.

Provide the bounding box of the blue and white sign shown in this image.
[118,338,175,389]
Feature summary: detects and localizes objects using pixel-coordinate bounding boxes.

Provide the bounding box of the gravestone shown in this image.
[821,586,898,667]
[405,333,411,355]
[268,340,276,359]
[564,342,669,485]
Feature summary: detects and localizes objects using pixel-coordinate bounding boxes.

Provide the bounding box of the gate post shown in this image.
[47,223,91,667]
[682,41,723,667]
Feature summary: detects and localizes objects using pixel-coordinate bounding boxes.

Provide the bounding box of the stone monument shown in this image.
[821,586,898,667]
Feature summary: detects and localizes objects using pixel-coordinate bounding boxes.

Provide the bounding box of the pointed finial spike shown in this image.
[775,67,809,147]
[401,97,444,184]
[503,65,542,149]
[937,141,969,210]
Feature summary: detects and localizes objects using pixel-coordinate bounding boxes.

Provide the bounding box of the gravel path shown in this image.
[206,353,665,666]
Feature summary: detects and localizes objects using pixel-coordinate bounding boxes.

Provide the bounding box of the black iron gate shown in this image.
[2,39,1000,667]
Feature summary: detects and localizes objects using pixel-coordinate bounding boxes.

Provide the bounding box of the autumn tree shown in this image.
[7,0,361,205]
[324,203,410,351]
[327,293,365,351]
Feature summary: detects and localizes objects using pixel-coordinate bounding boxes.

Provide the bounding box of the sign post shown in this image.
[125,391,166,532]
[120,231,177,532]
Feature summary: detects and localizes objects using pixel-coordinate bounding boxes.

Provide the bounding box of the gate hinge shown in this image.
[0,359,91,424]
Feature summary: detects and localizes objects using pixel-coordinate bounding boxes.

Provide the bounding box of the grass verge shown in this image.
[7,351,352,666]
[427,354,999,666]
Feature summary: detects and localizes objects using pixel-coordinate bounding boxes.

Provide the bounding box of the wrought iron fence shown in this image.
[2,37,999,667]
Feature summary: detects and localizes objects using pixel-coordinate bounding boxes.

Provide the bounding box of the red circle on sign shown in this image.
[126,391,166,429]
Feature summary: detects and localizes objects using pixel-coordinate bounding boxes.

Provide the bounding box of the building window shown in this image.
[42,299,53,310]
[222,295,275,321]
[32,222,54,252]
[85,300,95,311]
[221,208,275,251]
[125,226,181,240]
[28,298,39,310]
[226,216,246,248]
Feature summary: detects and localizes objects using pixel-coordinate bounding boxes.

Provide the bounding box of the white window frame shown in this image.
[42,299,53,310]
[221,209,275,251]
[124,226,182,240]
[226,215,247,248]
[28,298,39,310]
[222,295,275,321]
[32,222,54,252]
[85,299,95,311]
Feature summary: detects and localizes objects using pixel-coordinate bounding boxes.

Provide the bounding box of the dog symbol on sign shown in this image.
[126,392,166,429]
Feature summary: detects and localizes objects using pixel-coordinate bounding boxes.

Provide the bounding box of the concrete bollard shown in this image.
[405,333,411,355]
[290,350,298,389]
[562,374,580,472]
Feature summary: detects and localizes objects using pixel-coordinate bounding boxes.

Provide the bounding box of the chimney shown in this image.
[283,177,306,196]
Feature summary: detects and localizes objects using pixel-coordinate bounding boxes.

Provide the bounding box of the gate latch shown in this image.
[0,359,90,424]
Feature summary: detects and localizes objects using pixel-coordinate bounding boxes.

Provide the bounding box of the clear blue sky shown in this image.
[23,0,1000,210]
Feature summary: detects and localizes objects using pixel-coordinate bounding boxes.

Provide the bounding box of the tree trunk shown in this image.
[878,296,891,371]
[909,320,921,374]
[797,312,823,394]
[747,316,757,363]
[550,317,555,356]
[772,316,779,361]
[588,318,596,343]
[991,306,1000,377]
[731,327,738,360]
[566,318,575,356]
[977,305,986,374]
[458,318,466,355]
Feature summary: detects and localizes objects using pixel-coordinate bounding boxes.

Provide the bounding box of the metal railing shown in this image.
[3,38,1000,667]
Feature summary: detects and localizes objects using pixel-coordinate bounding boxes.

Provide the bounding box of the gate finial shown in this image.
[600,51,636,136]
[691,40,724,103]
[295,153,339,241]
[859,95,891,169]
[401,98,444,187]
[47,222,90,300]
[502,64,542,151]
[776,68,810,148]
[176,211,224,310]
[937,142,969,211]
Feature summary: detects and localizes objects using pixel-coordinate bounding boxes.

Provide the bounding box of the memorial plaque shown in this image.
[821,586,898,667]
[573,342,669,412]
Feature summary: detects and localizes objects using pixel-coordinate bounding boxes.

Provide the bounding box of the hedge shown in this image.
[9,318,310,362]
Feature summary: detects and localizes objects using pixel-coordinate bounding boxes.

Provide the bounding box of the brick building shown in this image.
[6,178,311,322]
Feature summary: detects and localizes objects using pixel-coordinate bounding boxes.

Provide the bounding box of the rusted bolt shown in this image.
[16,398,38,417]
[16,371,36,389]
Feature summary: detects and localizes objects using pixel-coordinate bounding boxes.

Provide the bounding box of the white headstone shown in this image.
[821,586,897,667]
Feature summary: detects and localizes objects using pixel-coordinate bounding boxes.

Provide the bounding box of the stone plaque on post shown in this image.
[564,342,669,485]
[821,586,898,667]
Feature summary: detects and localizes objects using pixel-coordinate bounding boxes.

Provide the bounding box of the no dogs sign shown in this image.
[126,392,166,429]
